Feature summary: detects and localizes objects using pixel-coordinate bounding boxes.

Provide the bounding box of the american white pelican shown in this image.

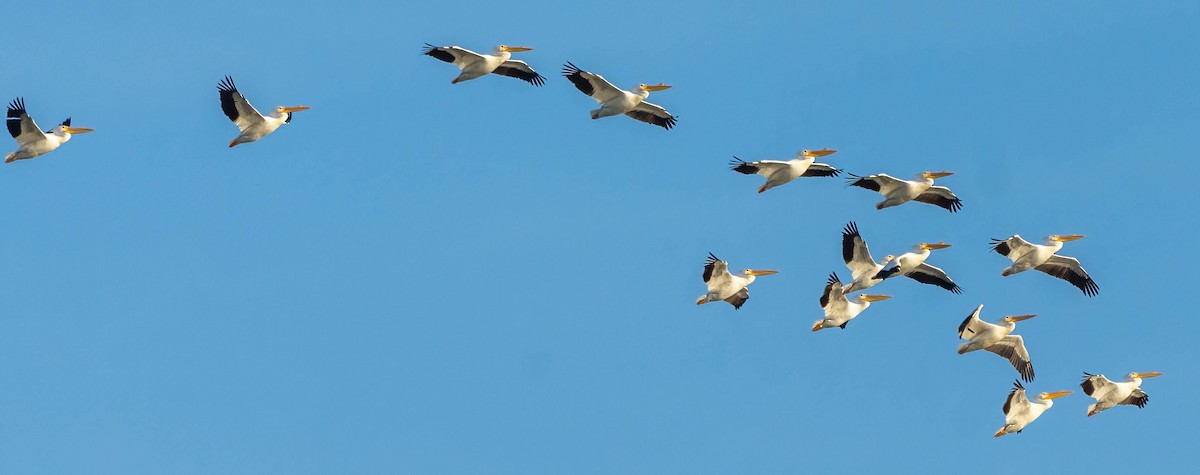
[562,62,676,130]
[218,76,311,148]
[423,44,545,86]
[847,171,962,212]
[696,253,777,309]
[994,380,1072,438]
[874,242,962,294]
[991,234,1098,296]
[812,272,892,331]
[1081,371,1162,417]
[5,98,93,163]
[730,148,839,193]
[957,305,1036,382]
[840,222,894,294]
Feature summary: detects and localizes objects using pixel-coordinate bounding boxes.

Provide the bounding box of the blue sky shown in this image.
[2,1,1197,473]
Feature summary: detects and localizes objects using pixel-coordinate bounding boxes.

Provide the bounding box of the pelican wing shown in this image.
[702,253,730,284]
[991,235,1036,260]
[1080,372,1114,397]
[841,222,880,273]
[1122,388,1149,408]
[6,98,47,146]
[847,173,905,193]
[1002,380,1028,415]
[723,287,749,309]
[422,44,483,67]
[625,101,676,130]
[218,76,264,131]
[1035,255,1099,296]
[819,272,847,309]
[493,60,546,86]
[914,186,963,212]
[957,305,989,338]
[562,62,625,103]
[906,262,962,294]
[802,162,840,177]
[729,157,789,177]
[985,335,1035,382]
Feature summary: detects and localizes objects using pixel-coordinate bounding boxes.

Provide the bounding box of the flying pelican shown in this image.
[5,98,93,163]
[957,305,1037,381]
[1081,371,1162,417]
[991,234,1098,296]
[218,76,311,148]
[847,171,962,212]
[696,253,777,309]
[562,62,675,130]
[729,148,839,193]
[423,44,544,86]
[874,242,961,294]
[994,380,1072,438]
[813,272,892,331]
[840,222,894,294]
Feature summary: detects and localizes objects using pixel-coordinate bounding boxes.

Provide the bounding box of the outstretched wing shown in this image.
[1080,372,1113,397]
[846,173,904,193]
[957,305,988,338]
[985,335,1035,382]
[906,262,962,294]
[729,157,789,177]
[1121,388,1149,408]
[801,162,840,177]
[423,44,483,68]
[1035,255,1099,296]
[1003,380,1028,416]
[6,98,47,146]
[914,186,963,212]
[991,235,1035,260]
[562,62,624,103]
[625,101,676,130]
[723,287,749,309]
[493,60,546,86]
[819,272,846,309]
[702,253,729,284]
[218,76,264,132]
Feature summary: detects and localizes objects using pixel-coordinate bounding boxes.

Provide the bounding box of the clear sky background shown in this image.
[2,1,1197,473]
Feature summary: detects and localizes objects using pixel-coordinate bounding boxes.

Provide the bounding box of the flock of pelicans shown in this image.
[5,43,1161,439]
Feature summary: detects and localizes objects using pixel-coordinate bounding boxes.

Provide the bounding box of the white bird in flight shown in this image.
[1080,371,1162,417]
[5,98,93,163]
[847,171,962,212]
[957,305,1037,382]
[994,380,1072,438]
[423,44,544,86]
[813,272,892,331]
[218,76,311,148]
[730,148,840,193]
[991,234,1098,296]
[696,253,777,309]
[563,62,676,130]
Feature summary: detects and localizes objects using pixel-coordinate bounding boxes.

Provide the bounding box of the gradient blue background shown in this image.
[2,1,1196,473]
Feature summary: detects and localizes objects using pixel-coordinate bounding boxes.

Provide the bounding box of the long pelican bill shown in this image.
[803,148,837,157]
[642,83,672,92]
[1007,314,1037,322]
[861,294,892,302]
[746,269,778,276]
[923,171,954,179]
[65,127,94,134]
[811,321,823,332]
[1133,372,1163,378]
[1042,390,1073,400]
[501,46,533,52]
[281,106,312,113]
[1051,234,1085,242]
[920,242,952,250]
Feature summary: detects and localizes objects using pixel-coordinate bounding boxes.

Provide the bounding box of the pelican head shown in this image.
[497,45,534,53]
[918,242,952,251]
[801,148,837,158]
[1038,390,1073,401]
[1002,314,1037,324]
[51,119,93,136]
[639,83,672,92]
[922,171,954,179]
[1129,371,1163,380]
[1049,234,1085,243]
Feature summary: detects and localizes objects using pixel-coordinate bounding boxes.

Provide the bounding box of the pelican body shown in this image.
[696,253,777,309]
[1081,371,1162,417]
[874,242,961,293]
[5,98,93,163]
[991,234,1097,296]
[840,222,894,294]
[563,62,676,129]
[423,44,544,86]
[957,305,1036,381]
[848,171,962,212]
[813,272,892,331]
[730,148,839,193]
[218,76,310,148]
[994,380,1072,437]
